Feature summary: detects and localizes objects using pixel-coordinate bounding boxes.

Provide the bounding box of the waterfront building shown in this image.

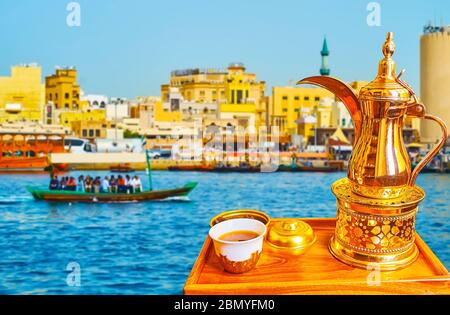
[0,64,45,123]
[163,87,218,121]
[119,118,140,133]
[45,67,83,111]
[161,63,266,129]
[71,119,118,140]
[59,108,106,129]
[270,86,333,135]
[106,102,129,121]
[81,94,108,108]
[420,24,450,143]
[219,63,267,129]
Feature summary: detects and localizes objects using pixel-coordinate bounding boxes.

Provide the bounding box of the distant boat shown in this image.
[110,163,135,173]
[212,163,260,173]
[0,130,66,172]
[277,164,341,172]
[168,165,214,172]
[27,182,197,203]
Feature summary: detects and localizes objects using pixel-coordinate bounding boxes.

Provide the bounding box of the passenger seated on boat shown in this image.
[117,175,126,193]
[49,175,59,190]
[67,177,77,191]
[101,176,110,193]
[131,175,142,193]
[60,177,67,190]
[77,175,85,192]
[125,175,132,193]
[93,177,101,193]
[84,176,93,193]
[109,175,117,193]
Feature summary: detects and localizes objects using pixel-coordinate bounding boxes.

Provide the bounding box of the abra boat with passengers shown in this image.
[27,147,198,203]
[27,181,197,202]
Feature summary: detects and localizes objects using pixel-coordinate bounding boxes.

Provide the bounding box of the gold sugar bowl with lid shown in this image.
[266,219,316,255]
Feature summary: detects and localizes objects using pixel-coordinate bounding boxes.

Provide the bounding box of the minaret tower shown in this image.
[320,37,330,76]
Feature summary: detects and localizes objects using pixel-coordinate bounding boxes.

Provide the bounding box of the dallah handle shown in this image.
[396,74,448,186]
[408,112,448,186]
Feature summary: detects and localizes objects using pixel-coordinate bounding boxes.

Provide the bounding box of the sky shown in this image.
[0,0,449,98]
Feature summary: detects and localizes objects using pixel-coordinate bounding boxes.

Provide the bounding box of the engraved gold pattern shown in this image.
[335,205,416,254]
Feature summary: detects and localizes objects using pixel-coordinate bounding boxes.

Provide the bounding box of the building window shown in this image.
[315,96,320,101]
[89,129,94,137]
[49,93,52,100]
[304,96,309,101]
[231,90,235,103]
[245,90,249,98]
[294,96,299,101]
[95,130,100,137]
[294,108,299,112]
[65,93,69,99]
[199,90,205,96]
[236,90,244,104]
[82,130,87,137]
[342,118,346,126]
[282,96,288,100]
[282,108,288,113]
[55,93,58,99]
[65,103,69,109]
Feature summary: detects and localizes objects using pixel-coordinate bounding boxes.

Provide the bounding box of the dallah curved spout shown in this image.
[297,76,362,143]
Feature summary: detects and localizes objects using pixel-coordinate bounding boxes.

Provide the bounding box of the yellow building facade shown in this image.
[154,101,182,122]
[45,68,81,110]
[0,65,45,123]
[161,63,266,129]
[59,108,107,128]
[270,86,333,135]
[271,80,369,137]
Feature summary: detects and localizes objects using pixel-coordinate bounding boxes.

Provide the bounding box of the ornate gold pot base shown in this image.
[329,236,419,271]
[329,178,425,271]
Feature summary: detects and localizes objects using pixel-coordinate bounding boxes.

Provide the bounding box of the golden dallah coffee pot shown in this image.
[298,32,448,270]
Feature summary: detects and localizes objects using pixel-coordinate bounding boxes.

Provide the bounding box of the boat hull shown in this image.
[27,182,197,202]
[0,156,49,171]
[168,165,214,172]
[277,165,341,172]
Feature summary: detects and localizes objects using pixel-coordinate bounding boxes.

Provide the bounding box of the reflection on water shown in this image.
[0,171,448,294]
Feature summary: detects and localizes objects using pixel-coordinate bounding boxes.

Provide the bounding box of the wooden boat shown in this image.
[0,130,66,172]
[27,182,197,203]
[212,165,260,173]
[168,165,214,172]
[110,163,135,173]
[277,164,341,172]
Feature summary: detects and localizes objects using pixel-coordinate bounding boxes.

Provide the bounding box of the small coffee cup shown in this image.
[209,218,267,273]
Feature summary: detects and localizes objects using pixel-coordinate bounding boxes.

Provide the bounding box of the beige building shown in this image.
[420,25,450,142]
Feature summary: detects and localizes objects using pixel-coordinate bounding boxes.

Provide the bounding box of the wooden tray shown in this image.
[184,218,450,294]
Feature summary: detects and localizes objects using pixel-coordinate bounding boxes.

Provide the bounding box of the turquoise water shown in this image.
[0,171,448,294]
